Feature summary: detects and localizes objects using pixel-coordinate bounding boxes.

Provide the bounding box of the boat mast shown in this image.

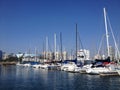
[54,33,57,60]
[103,8,110,57]
[60,32,63,61]
[76,24,78,60]
[35,47,37,62]
[43,41,45,61]
[46,36,48,60]
[107,13,120,61]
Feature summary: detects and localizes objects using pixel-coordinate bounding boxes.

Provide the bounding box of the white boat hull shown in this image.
[86,67,110,74]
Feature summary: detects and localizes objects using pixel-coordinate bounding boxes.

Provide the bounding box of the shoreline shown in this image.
[0,62,17,65]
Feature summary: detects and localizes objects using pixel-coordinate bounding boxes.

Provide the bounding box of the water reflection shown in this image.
[0,65,120,90]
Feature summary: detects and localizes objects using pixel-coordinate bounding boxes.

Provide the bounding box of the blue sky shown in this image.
[0,0,120,57]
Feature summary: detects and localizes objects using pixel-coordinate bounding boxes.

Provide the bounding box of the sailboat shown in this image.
[86,8,120,75]
[60,24,81,72]
[32,48,41,68]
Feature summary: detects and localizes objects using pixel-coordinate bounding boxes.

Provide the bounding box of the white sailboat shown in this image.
[86,8,120,75]
[32,48,41,68]
[61,24,82,73]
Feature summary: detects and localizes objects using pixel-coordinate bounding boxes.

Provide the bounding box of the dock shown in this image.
[100,72,119,76]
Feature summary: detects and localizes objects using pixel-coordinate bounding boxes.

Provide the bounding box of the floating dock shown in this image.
[100,72,119,76]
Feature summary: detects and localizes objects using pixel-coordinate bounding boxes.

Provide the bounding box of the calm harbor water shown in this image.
[0,65,120,90]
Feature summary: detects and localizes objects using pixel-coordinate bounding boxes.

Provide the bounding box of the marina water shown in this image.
[0,65,120,90]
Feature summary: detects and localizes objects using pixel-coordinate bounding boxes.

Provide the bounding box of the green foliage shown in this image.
[3,56,18,62]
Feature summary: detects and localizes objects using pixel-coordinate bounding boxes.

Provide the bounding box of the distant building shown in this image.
[94,46,115,60]
[62,51,67,60]
[68,55,74,60]
[77,49,90,61]
[54,51,60,61]
[22,53,40,62]
[42,52,53,60]
[42,51,68,61]
[2,52,18,60]
[109,46,115,60]
[0,50,2,60]
[55,51,67,61]
[47,52,54,60]
[94,54,103,60]
[2,53,9,60]
[16,53,24,58]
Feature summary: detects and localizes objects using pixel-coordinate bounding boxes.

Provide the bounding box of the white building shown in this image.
[77,49,90,61]
[55,51,60,61]
[54,51,67,61]
[62,51,67,60]
[22,54,40,62]
[2,53,9,60]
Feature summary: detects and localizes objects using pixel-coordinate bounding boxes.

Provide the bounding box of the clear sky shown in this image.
[0,0,120,57]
